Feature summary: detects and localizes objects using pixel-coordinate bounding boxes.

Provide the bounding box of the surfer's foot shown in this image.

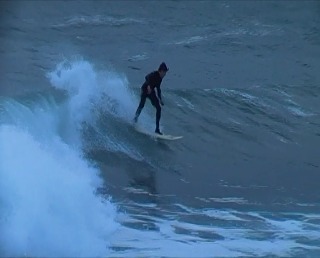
[155,129,162,135]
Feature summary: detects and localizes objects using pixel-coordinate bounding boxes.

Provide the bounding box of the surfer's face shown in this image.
[159,70,167,79]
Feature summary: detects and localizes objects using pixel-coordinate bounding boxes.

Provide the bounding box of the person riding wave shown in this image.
[133,62,169,135]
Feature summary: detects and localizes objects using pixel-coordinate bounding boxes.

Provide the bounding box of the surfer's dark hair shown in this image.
[158,62,169,72]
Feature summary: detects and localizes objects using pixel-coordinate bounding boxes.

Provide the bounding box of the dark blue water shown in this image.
[1,1,319,257]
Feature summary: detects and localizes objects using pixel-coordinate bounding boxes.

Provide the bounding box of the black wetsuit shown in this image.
[134,71,163,131]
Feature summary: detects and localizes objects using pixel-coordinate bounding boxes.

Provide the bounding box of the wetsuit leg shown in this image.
[134,91,147,121]
[148,93,161,131]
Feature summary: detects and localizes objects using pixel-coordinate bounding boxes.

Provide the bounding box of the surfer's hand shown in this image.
[160,99,164,106]
[147,85,152,94]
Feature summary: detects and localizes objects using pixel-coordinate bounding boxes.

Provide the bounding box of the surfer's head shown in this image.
[158,62,169,78]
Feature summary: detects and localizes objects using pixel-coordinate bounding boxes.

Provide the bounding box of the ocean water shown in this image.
[1,1,320,257]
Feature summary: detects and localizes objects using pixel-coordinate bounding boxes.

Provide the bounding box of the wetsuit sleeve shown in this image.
[156,84,162,100]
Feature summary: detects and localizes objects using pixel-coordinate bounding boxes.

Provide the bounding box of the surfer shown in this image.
[133,62,169,135]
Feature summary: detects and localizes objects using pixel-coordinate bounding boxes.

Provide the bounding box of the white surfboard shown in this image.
[134,125,183,140]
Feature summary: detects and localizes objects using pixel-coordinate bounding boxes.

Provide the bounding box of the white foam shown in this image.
[0,125,118,257]
[181,97,195,110]
[209,197,249,204]
[171,35,207,45]
[109,207,320,257]
[287,106,313,117]
[48,59,148,123]
[128,53,149,62]
[0,60,139,256]
[52,15,143,28]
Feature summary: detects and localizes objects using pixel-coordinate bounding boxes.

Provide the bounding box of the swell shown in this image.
[165,84,318,145]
